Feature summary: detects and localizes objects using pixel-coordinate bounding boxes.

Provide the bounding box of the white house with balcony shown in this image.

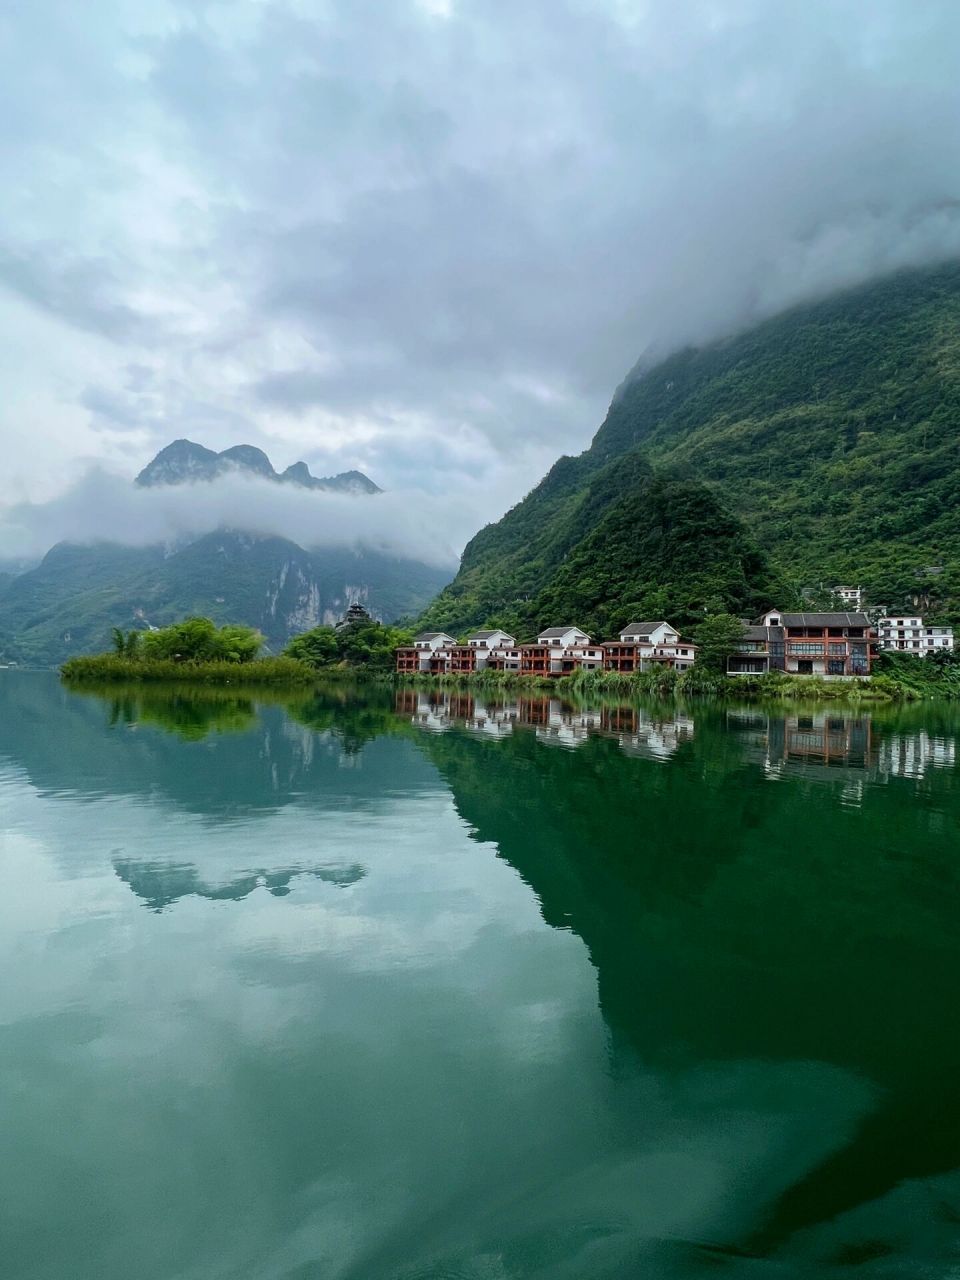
[876,616,954,656]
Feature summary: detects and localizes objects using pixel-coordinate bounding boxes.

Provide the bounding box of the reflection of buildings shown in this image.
[727,709,960,790]
[600,705,696,760]
[878,731,956,779]
[727,709,877,782]
[396,691,695,759]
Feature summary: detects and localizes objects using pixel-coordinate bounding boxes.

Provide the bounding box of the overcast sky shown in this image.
[3,0,960,554]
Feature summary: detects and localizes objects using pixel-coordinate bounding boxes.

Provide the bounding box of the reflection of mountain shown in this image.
[0,674,434,822]
[409,700,960,1263]
[114,858,365,911]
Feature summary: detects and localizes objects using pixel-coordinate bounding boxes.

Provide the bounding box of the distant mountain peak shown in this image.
[135,440,381,494]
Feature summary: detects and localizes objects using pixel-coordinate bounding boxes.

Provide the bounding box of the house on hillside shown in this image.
[876,615,955,656]
[603,620,697,673]
[727,610,876,678]
[832,585,863,610]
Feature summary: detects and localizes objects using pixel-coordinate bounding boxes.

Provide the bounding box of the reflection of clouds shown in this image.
[0,726,949,1277]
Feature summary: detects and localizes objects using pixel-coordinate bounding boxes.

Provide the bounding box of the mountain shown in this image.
[0,442,446,664]
[421,261,960,636]
[0,534,448,666]
[135,438,381,494]
[418,437,776,638]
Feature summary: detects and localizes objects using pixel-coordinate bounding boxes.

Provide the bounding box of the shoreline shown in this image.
[59,655,318,686]
[395,667,955,703]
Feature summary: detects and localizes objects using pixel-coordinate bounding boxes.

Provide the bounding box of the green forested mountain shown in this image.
[421,262,960,637]
[0,533,447,666]
[0,439,448,665]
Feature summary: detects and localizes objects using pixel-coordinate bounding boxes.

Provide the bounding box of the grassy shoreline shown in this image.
[60,655,318,686]
[397,666,956,702]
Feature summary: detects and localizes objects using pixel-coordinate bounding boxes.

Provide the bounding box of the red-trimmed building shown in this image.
[603,621,696,672]
[727,610,878,677]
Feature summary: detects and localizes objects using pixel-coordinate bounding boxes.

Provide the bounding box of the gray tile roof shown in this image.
[773,612,870,627]
[620,620,670,635]
[413,631,453,642]
[538,626,586,638]
[469,629,511,640]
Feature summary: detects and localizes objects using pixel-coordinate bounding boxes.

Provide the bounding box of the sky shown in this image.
[3,0,960,560]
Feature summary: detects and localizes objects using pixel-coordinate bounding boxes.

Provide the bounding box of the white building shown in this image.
[606,620,697,672]
[536,626,592,647]
[833,585,863,609]
[876,616,954,656]
[413,631,456,652]
[467,629,516,649]
[466,630,520,671]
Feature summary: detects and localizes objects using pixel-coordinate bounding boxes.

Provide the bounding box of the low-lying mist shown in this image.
[0,469,467,569]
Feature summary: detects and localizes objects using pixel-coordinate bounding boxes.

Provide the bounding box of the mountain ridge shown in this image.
[135,438,381,494]
[419,261,960,636]
[0,442,442,664]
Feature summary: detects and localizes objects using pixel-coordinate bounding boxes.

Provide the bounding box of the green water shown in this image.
[2,674,960,1278]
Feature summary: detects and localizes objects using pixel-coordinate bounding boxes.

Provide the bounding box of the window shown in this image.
[768,616,781,625]
[789,643,823,655]
[827,659,845,675]
[828,643,847,656]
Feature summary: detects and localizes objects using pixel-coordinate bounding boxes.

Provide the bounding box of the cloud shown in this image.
[2,0,960,524]
[0,468,471,567]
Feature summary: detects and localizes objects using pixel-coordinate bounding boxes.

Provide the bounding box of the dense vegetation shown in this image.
[421,261,960,637]
[283,619,412,672]
[60,616,310,684]
[0,532,448,667]
[419,454,777,638]
[61,614,414,684]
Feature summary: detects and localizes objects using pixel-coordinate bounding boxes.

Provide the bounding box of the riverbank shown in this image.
[397,665,957,702]
[60,655,318,686]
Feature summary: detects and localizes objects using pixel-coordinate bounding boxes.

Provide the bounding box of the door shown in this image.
[797,659,813,675]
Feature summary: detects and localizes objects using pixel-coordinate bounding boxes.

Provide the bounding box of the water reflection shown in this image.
[113,857,366,910]
[397,688,696,759]
[3,673,960,1276]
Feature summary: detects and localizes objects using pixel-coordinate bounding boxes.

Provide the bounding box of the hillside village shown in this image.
[397,585,955,680]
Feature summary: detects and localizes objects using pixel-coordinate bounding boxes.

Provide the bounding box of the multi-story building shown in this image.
[394,631,457,674]
[602,621,696,673]
[727,610,876,677]
[519,627,604,677]
[876,615,955,656]
[832,585,863,610]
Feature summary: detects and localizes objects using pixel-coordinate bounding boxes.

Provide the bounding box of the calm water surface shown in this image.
[2,673,960,1278]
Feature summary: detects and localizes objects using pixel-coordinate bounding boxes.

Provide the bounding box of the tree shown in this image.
[140,617,262,663]
[284,626,340,668]
[692,612,746,674]
[111,627,126,656]
[282,621,414,671]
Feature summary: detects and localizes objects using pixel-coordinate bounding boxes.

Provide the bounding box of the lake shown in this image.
[2,672,960,1279]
